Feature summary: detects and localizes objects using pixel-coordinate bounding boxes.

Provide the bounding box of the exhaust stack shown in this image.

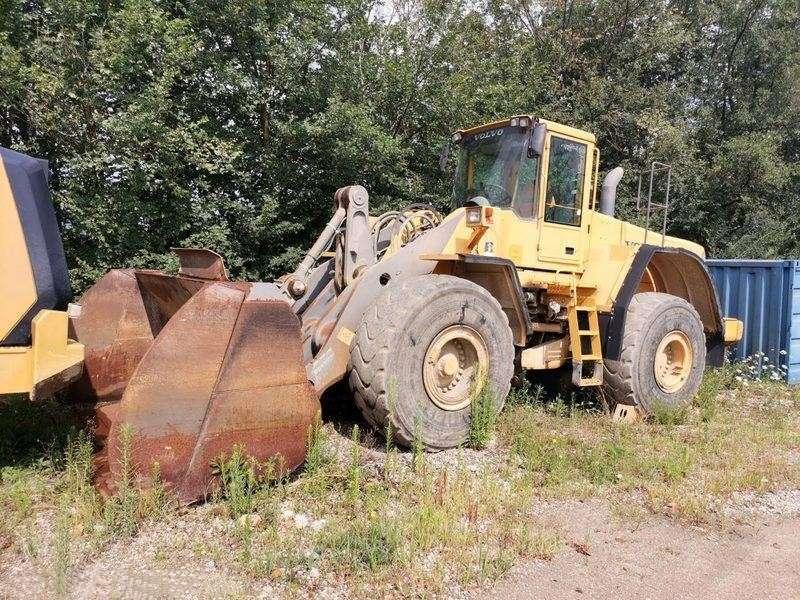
[599,166,624,216]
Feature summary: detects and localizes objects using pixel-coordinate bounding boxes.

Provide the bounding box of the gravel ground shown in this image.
[721,489,800,519]
[2,398,798,600]
[3,481,799,599]
[477,498,800,600]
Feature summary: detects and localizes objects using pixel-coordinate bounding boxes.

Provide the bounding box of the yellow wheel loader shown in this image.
[56,117,746,502]
[0,148,83,399]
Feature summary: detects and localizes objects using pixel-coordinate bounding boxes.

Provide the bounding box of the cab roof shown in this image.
[457,115,597,144]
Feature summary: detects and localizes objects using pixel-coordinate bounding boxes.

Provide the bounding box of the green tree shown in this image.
[1,0,798,293]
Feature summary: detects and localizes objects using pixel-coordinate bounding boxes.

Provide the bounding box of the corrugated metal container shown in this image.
[706,259,800,383]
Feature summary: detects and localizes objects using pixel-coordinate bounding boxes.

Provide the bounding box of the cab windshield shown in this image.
[452,126,540,219]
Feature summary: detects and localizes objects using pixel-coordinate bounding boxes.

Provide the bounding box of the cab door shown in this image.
[536,134,592,268]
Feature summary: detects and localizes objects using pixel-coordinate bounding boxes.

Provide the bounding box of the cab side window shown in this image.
[511,154,540,219]
[544,137,587,226]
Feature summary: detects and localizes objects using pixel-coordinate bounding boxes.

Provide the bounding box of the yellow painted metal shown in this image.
[567,304,603,385]
[457,116,597,145]
[653,330,693,393]
[430,116,727,384]
[441,119,706,315]
[0,310,84,397]
[520,337,568,369]
[723,317,744,343]
[0,152,85,398]
[0,153,37,341]
[422,324,488,411]
[612,403,640,423]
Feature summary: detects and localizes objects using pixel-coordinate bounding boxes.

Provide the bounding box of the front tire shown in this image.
[603,292,706,414]
[348,274,515,450]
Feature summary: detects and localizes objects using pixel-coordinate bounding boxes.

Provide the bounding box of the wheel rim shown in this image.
[422,325,489,411]
[654,330,693,393]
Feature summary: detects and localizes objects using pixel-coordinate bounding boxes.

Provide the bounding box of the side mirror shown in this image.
[438,141,450,173]
[528,123,547,158]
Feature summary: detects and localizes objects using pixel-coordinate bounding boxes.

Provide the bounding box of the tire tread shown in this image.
[348,274,514,448]
[603,292,704,412]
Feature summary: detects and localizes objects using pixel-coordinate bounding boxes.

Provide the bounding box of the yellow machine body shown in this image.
[305,116,742,395]
[437,117,706,311]
[0,148,84,398]
[0,153,39,341]
[0,310,84,397]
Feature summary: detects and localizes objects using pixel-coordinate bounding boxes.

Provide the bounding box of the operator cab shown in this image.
[451,116,595,227]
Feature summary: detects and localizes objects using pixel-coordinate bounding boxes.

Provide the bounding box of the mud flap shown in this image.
[73,271,319,503]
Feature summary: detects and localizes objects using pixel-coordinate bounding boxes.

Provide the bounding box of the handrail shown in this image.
[636,161,672,246]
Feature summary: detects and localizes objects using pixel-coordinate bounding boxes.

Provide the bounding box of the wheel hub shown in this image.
[436,354,460,378]
[654,330,693,393]
[423,325,489,411]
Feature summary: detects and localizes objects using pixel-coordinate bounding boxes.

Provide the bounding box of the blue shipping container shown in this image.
[706,259,800,383]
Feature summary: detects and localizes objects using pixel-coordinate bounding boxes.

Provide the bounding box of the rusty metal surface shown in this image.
[69,269,158,405]
[69,269,204,405]
[90,278,318,503]
[174,248,229,281]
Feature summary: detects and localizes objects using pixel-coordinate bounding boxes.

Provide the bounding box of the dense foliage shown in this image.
[1,0,798,291]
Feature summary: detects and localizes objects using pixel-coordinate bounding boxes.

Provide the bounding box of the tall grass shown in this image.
[321,519,401,572]
[52,498,71,597]
[63,430,93,499]
[304,413,328,476]
[216,445,259,519]
[411,415,425,472]
[102,424,173,537]
[469,377,497,449]
[347,425,362,506]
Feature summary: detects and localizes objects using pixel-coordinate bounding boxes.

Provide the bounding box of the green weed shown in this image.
[321,518,401,572]
[217,445,259,519]
[695,369,729,423]
[103,424,139,537]
[346,425,362,506]
[138,463,172,522]
[63,430,93,499]
[651,400,689,428]
[412,415,425,473]
[385,379,397,453]
[101,425,175,537]
[304,413,328,476]
[469,377,497,449]
[52,498,71,597]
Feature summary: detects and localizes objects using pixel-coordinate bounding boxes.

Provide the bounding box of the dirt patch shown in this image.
[477,499,800,600]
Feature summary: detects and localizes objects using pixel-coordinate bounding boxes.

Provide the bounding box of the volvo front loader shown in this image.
[70,116,742,502]
[0,147,83,399]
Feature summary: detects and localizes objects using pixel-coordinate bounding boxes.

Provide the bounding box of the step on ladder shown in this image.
[568,304,603,386]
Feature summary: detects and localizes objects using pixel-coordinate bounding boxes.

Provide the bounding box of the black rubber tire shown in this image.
[603,292,706,414]
[348,274,515,450]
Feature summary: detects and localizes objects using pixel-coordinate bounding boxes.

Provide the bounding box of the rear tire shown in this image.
[348,274,514,450]
[603,292,705,414]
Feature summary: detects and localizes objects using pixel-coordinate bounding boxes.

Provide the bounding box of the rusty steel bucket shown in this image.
[70,251,320,503]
